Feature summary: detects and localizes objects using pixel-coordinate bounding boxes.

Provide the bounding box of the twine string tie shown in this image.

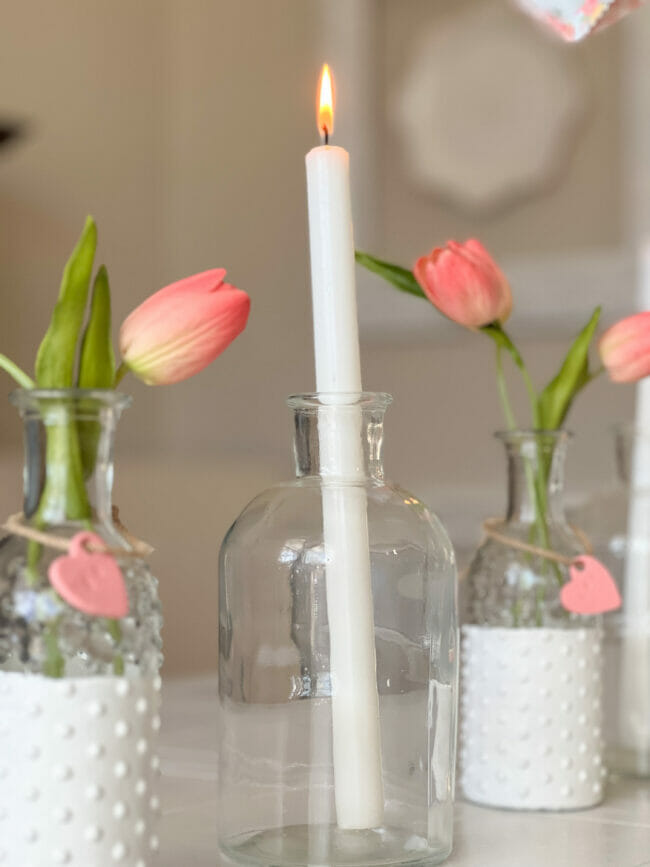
[482,518,592,569]
[1,507,153,558]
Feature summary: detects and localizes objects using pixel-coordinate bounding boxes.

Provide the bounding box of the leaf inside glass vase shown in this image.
[77,265,116,479]
[33,217,98,523]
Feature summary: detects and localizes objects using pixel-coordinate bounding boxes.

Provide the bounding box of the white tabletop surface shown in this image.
[159,676,650,867]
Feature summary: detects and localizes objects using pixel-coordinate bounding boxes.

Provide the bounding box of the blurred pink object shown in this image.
[49,532,129,619]
[517,0,646,41]
[595,0,646,30]
[599,312,650,383]
[120,268,250,385]
[561,556,622,615]
[414,239,513,329]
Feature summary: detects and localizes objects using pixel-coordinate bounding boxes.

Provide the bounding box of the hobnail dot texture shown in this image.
[460,626,605,810]
[0,673,161,865]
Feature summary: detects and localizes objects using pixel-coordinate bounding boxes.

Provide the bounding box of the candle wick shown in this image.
[323,126,329,146]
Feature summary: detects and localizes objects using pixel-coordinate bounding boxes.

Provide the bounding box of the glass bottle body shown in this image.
[462,431,604,811]
[218,394,458,867]
[0,390,162,676]
[465,430,587,628]
[575,425,650,776]
[0,390,163,864]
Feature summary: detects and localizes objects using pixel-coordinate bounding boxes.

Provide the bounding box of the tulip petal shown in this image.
[414,239,512,329]
[120,268,228,356]
[119,270,250,385]
[600,312,650,383]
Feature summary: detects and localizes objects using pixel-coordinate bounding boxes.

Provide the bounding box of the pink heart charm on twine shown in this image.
[560,555,622,615]
[48,532,129,618]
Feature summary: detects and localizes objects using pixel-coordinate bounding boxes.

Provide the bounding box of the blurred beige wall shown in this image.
[0,1,636,674]
[362,0,634,528]
[379,0,624,259]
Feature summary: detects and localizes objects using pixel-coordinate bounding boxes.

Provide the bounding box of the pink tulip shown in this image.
[119,269,250,385]
[599,312,650,383]
[414,239,513,329]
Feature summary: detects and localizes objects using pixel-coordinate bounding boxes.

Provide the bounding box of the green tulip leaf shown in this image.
[35,216,97,387]
[78,265,115,389]
[77,265,116,478]
[355,251,426,300]
[537,306,602,431]
[33,217,98,523]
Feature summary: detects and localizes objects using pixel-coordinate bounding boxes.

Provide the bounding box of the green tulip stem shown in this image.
[495,345,517,430]
[38,420,92,524]
[522,369,542,429]
[491,330,562,620]
[43,617,65,678]
[113,362,129,387]
[0,354,35,389]
[482,323,541,428]
[107,619,125,676]
[26,540,42,588]
[589,365,605,382]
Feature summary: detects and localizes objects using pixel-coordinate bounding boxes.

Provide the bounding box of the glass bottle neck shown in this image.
[289,394,391,481]
[501,431,570,525]
[614,424,650,490]
[12,390,130,527]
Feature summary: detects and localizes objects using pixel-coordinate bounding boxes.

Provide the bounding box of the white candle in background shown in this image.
[305,65,384,830]
[619,243,650,761]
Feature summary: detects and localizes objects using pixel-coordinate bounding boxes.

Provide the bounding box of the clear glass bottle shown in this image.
[218,393,458,867]
[0,389,162,676]
[462,431,604,811]
[0,389,163,864]
[466,430,585,628]
[574,425,650,776]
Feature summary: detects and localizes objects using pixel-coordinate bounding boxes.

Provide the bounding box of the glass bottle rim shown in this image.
[612,421,650,440]
[494,428,573,443]
[10,388,132,413]
[287,392,392,411]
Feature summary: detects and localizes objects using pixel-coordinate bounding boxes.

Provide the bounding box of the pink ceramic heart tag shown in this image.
[560,555,622,615]
[48,532,129,618]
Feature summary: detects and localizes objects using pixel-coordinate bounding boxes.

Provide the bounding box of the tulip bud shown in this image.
[119,269,250,385]
[599,312,650,383]
[414,239,512,330]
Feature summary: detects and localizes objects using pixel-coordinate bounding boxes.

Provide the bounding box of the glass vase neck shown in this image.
[11,389,131,527]
[498,429,571,525]
[288,392,392,481]
[614,423,650,489]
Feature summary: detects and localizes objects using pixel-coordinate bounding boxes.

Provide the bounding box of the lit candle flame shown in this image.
[318,64,334,142]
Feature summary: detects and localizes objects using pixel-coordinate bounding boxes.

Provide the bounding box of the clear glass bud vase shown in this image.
[218,393,458,867]
[574,424,650,776]
[462,431,604,811]
[0,389,163,864]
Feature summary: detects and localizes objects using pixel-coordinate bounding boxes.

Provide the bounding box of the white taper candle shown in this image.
[305,68,384,829]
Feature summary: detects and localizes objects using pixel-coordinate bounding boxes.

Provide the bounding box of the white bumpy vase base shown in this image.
[460,625,605,811]
[0,672,161,866]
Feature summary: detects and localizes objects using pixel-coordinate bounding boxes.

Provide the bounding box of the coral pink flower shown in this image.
[599,312,650,383]
[119,269,250,385]
[581,0,605,19]
[414,239,512,330]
